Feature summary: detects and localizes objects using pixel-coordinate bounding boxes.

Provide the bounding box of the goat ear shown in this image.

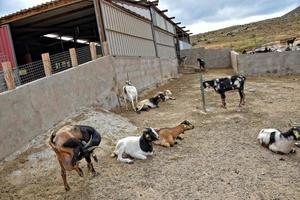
[293,130,300,138]
[145,133,150,140]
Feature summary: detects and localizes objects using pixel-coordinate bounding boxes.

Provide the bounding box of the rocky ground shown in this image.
[0,69,300,200]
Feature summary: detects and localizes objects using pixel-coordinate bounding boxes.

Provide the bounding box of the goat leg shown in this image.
[74,166,84,177]
[176,136,184,140]
[58,161,70,191]
[220,93,227,108]
[85,156,97,176]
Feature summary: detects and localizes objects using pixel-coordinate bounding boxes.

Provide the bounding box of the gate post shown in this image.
[2,61,16,90]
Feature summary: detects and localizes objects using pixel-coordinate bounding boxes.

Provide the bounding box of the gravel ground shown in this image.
[0,69,300,200]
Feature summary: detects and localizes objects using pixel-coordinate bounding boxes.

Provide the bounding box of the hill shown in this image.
[191,5,300,52]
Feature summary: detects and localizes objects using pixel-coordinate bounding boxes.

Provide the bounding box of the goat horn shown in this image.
[82,136,93,149]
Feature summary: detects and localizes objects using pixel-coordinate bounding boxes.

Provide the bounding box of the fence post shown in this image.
[199,73,206,113]
[69,48,78,67]
[2,61,16,90]
[90,42,97,60]
[42,53,52,76]
[102,41,110,56]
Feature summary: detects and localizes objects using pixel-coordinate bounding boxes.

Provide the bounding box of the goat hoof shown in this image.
[92,154,98,162]
[65,185,71,191]
[290,149,296,154]
[92,171,99,177]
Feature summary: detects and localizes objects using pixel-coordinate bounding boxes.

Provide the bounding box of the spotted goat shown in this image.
[203,75,246,108]
[257,127,300,154]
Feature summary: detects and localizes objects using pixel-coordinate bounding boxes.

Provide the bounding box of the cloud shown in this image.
[188,4,299,34]
[158,0,300,33]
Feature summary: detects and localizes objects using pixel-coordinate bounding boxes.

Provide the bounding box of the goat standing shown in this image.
[203,75,246,108]
[49,125,101,191]
[258,127,300,154]
[111,128,159,164]
[123,81,138,111]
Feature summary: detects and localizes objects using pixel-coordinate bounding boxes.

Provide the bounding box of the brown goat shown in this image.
[49,125,101,191]
[154,120,194,147]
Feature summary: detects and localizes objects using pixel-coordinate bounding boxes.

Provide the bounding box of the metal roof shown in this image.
[0,0,190,37]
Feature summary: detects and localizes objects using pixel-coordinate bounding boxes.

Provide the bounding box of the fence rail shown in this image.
[0,43,101,93]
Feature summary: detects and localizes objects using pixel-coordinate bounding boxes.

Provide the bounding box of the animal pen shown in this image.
[0,0,191,93]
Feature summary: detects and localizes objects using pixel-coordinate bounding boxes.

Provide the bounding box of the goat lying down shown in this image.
[49,125,101,191]
[258,127,300,154]
[154,120,194,147]
[136,93,165,113]
[155,90,176,101]
[123,81,138,111]
[203,75,246,108]
[111,128,159,164]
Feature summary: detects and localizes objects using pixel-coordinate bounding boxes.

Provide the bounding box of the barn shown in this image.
[0,0,191,80]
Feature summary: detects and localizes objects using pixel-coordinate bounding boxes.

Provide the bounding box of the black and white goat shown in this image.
[111,128,159,164]
[203,75,246,108]
[136,93,165,113]
[123,81,138,111]
[257,127,300,154]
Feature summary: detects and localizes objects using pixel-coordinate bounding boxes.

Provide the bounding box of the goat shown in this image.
[258,127,300,154]
[287,37,296,47]
[135,93,165,113]
[155,90,176,101]
[49,125,101,191]
[203,75,246,108]
[111,128,159,164]
[123,81,138,111]
[154,120,194,147]
[197,58,206,70]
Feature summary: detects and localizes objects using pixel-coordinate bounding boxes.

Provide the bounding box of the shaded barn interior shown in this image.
[9,0,100,66]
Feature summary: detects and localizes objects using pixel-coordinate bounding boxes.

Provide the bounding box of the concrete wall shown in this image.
[230,51,239,73]
[180,48,232,68]
[237,51,300,75]
[0,56,178,160]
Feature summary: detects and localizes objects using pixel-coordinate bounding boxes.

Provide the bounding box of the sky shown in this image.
[0,0,300,35]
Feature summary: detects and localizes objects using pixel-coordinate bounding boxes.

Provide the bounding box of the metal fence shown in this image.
[0,44,102,93]
[50,51,72,74]
[77,46,92,65]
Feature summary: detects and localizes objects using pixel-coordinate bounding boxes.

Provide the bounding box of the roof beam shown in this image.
[168,17,175,20]
[160,9,168,13]
[16,5,94,28]
[175,22,181,25]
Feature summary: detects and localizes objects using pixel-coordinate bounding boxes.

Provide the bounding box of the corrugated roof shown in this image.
[0,0,84,25]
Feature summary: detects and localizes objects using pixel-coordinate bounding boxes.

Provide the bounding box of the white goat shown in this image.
[257,127,300,154]
[122,81,138,111]
[111,128,159,164]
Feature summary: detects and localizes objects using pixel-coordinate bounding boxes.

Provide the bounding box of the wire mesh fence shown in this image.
[50,50,72,74]
[77,46,92,65]
[0,43,101,93]
[17,60,45,85]
[96,45,103,57]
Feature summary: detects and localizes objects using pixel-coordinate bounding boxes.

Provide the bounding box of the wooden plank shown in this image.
[69,48,78,67]
[42,53,52,76]
[90,42,97,60]
[2,61,16,90]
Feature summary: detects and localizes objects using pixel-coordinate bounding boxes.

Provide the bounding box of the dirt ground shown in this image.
[1,69,300,200]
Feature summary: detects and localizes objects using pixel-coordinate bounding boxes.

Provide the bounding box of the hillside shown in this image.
[191,5,300,52]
